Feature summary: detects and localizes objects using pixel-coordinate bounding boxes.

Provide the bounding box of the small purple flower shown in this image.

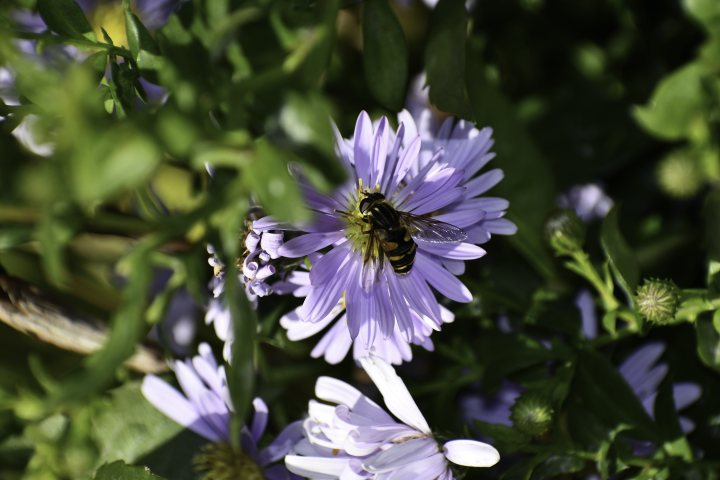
[557,183,614,223]
[285,355,500,479]
[460,380,525,429]
[264,110,513,365]
[141,343,304,479]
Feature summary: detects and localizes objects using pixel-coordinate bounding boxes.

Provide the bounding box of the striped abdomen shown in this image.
[367,201,417,276]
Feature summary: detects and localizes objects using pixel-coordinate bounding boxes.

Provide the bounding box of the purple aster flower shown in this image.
[263,110,511,365]
[141,343,304,479]
[459,380,525,429]
[285,355,500,479]
[557,183,614,223]
[618,342,702,437]
[577,291,701,439]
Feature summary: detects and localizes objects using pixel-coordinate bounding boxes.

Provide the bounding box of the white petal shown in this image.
[362,437,438,473]
[315,377,395,424]
[358,355,431,435]
[285,455,350,479]
[443,439,500,467]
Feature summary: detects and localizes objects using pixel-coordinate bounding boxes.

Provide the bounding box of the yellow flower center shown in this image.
[340,180,384,260]
[194,443,264,480]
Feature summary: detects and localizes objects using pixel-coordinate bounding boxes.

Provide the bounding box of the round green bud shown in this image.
[636,278,680,324]
[544,209,585,255]
[656,149,704,199]
[510,393,554,437]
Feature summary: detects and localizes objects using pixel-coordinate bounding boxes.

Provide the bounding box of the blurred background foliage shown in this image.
[0,0,719,479]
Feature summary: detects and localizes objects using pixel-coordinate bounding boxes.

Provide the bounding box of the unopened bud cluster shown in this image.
[510,393,554,437]
[207,224,285,306]
[544,209,585,255]
[636,278,680,324]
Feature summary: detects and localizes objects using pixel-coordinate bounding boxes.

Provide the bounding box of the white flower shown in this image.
[285,355,499,479]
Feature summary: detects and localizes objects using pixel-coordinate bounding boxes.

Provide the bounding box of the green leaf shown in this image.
[38,0,97,42]
[706,190,720,263]
[477,332,556,389]
[38,202,82,286]
[465,43,558,281]
[245,142,308,223]
[124,7,164,84]
[108,60,135,119]
[682,0,720,33]
[95,460,166,480]
[83,51,108,88]
[280,91,336,159]
[425,0,474,120]
[473,421,531,453]
[225,258,257,425]
[91,381,186,466]
[574,349,661,441]
[696,315,720,372]
[362,0,407,111]
[530,455,585,480]
[602,310,617,335]
[631,62,708,141]
[601,205,640,304]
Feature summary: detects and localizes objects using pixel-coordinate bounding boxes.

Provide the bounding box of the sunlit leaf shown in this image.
[38,0,97,42]
[601,205,640,304]
[95,460,166,480]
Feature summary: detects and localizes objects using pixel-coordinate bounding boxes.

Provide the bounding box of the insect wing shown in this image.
[361,231,386,291]
[398,212,467,243]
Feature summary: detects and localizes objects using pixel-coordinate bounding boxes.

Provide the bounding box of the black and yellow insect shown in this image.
[358,192,467,281]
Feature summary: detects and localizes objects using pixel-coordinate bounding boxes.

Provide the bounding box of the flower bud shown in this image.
[510,393,554,436]
[245,232,261,252]
[636,278,679,324]
[261,231,284,259]
[656,149,703,199]
[544,209,585,254]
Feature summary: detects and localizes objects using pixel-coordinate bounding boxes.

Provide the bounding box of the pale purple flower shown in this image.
[264,110,511,365]
[618,342,701,436]
[460,380,524,429]
[141,343,304,479]
[557,183,614,223]
[285,355,500,479]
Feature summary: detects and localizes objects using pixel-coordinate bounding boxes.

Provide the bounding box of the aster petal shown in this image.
[363,437,439,473]
[397,110,418,144]
[381,452,448,480]
[448,197,509,213]
[443,439,500,467]
[679,416,696,434]
[381,123,405,194]
[192,354,223,400]
[482,218,518,235]
[415,241,486,260]
[386,268,413,343]
[254,216,298,232]
[397,269,442,327]
[463,151,497,182]
[315,376,395,424]
[141,375,220,443]
[250,397,269,445]
[460,169,504,198]
[280,232,347,258]
[464,224,491,244]
[673,383,702,410]
[197,390,231,442]
[432,210,486,229]
[340,460,371,480]
[401,165,458,213]
[282,305,341,341]
[410,187,466,216]
[618,342,665,390]
[264,464,304,480]
[174,360,207,406]
[258,420,305,465]
[394,151,444,206]
[414,252,472,303]
[358,355,431,435]
[371,117,389,188]
[386,136,421,196]
[303,260,358,323]
[286,455,350,479]
[441,258,464,276]
[354,111,374,187]
[310,244,353,286]
[376,278,395,340]
[332,120,357,180]
[311,315,354,365]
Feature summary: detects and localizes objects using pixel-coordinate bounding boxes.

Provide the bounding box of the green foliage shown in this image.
[1,1,720,479]
[95,460,167,480]
[426,0,473,120]
[362,0,408,111]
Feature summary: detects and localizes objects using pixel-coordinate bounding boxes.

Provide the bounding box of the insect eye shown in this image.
[359,199,370,213]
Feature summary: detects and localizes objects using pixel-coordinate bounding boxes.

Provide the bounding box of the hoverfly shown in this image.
[358,192,467,288]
